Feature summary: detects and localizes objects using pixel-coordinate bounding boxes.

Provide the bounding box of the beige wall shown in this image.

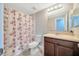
[73,8,79,15]
[47,17,55,33]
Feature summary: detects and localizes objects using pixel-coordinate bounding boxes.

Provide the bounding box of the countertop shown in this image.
[44,33,79,42]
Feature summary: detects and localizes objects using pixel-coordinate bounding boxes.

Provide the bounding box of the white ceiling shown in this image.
[6,3,55,14]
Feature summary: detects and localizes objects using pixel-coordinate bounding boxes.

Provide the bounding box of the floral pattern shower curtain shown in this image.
[4,5,33,56]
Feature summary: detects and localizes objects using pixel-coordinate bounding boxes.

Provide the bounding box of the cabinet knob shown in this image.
[77,43,79,48]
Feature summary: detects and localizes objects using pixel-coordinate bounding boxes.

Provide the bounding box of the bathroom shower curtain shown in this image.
[4,5,33,56]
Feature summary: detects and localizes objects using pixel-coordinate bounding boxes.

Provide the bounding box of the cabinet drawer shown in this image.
[44,37,74,48]
[44,37,54,43]
[53,39,74,48]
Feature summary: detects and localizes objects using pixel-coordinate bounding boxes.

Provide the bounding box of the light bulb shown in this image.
[58,4,62,8]
[54,6,58,9]
[48,7,54,11]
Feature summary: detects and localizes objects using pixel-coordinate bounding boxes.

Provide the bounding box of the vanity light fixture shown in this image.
[58,4,62,8]
[47,4,64,15]
[47,4,63,12]
[54,5,58,9]
[47,7,54,11]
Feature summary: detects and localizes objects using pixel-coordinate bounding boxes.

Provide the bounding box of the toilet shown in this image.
[29,35,43,56]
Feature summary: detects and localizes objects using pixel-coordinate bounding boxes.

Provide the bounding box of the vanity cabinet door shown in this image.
[55,45,73,56]
[44,42,54,56]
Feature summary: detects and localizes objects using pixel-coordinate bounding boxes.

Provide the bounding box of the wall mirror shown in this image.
[69,5,79,30]
[47,4,79,33]
[47,12,68,33]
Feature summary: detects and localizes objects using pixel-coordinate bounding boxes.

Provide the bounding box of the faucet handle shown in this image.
[70,30,74,33]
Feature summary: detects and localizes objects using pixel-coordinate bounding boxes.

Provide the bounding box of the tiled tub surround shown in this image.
[4,5,34,56]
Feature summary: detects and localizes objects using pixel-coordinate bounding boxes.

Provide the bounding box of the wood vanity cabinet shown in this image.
[45,42,54,56]
[44,37,79,56]
[55,45,73,56]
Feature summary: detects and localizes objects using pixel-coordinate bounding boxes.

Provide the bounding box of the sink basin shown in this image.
[55,32,73,36]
